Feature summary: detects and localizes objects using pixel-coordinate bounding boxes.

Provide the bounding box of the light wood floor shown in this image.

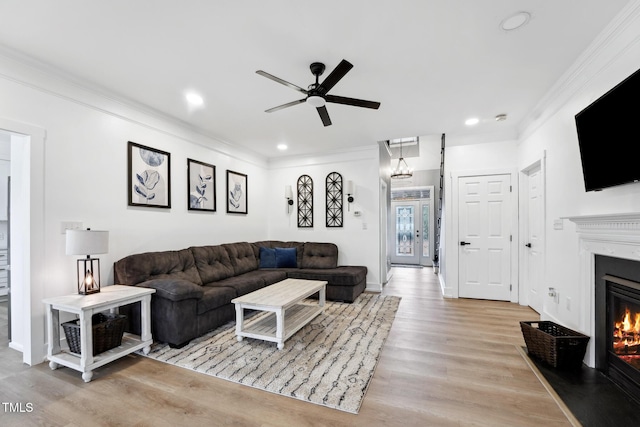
[0,268,572,426]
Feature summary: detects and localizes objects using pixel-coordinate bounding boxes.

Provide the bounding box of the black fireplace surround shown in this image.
[595,255,640,403]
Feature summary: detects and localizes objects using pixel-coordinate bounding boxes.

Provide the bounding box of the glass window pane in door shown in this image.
[396,205,414,256]
[422,203,430,258]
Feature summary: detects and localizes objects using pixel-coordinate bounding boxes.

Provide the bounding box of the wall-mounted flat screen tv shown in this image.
[574,67,640,191]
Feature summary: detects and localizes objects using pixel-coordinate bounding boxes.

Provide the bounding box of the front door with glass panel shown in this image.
[391,200,431,265]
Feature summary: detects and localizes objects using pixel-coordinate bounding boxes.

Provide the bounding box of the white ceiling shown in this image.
[0,1,631,159]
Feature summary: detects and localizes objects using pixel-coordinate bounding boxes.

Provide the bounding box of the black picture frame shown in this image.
[187,158,216,212]
[226,170,247,214]
[128,141,171,208]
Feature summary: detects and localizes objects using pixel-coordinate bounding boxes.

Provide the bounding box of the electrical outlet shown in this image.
[566,296,571,311]
[61,221,83,234]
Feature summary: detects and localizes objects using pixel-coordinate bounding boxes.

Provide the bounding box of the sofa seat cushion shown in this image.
[138,278,204,302]
[223,242,259,275]
[287,266,367,286]
[254,270,288,286]
[209,272,266,297]
[197,286,237,315]
[190,245,235,283]
[300,242,338,269]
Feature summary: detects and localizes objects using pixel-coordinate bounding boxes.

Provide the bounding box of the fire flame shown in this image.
[613,308,640,354]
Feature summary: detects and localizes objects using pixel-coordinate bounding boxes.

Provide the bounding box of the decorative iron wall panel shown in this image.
[297,175,313,227]
[326,172,343,227]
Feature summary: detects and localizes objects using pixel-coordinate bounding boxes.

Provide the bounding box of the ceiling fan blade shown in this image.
[265,98,306,113]
[326,94,381,109]
[317,59,353,94]
[256,70,307,94]
[316,105,332,126]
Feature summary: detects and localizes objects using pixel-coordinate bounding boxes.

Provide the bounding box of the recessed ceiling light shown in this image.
[277,144,288,150]
[500,11,531,31]
[186,92,204,106]
[465,117,480,126]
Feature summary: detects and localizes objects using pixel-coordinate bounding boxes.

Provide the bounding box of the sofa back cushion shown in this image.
[300,242,338,269]
[223,242,259,275]
[190,245,235,283]
[113,249,203,286]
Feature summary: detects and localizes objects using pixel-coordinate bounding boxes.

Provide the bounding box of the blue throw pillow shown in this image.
[259,247,277,268]
[275,247,297,268]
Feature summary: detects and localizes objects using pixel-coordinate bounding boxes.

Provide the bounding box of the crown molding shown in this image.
[0,43,269,168]
[518,1,640,142]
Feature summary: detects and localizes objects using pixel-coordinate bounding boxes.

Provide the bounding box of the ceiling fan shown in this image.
[256,59,381,126]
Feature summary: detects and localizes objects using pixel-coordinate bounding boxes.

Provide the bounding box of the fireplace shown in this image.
[593,255,640,403]
[565,213,640,409]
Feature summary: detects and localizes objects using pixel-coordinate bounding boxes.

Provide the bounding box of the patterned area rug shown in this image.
[140,293,400,413]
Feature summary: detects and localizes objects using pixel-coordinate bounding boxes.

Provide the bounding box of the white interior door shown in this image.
[458,174,512,301]
[524,163,544,313]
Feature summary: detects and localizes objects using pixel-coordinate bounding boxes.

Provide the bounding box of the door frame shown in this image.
[519,151,546,311]
[0,118,46,366]
[449,168,519,301]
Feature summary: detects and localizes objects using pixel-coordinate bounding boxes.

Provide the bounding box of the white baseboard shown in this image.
[365,282,382,293]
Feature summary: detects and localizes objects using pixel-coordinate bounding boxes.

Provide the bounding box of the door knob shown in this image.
[460,241,470,246]
[525,243,532,248]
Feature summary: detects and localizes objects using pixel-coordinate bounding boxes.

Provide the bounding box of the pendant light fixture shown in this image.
[390,140,413,179]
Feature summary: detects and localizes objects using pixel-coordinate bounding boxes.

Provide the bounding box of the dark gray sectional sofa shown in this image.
[113,241,367,348]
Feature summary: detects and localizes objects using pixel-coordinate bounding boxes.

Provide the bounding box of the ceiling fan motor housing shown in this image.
[310,62,326,78]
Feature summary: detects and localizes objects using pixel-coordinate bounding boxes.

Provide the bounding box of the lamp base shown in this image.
[77,257,101,295]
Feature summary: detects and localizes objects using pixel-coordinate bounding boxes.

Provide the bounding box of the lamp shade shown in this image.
[345,180,354,195]
[285,185,293,200]
[66,230,109,256]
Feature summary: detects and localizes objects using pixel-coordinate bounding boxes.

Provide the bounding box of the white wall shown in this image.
[517,4,640,331]
[0,53,270,363]
[267,147,382,289]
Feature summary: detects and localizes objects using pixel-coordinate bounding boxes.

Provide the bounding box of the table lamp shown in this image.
[66,229,109,295]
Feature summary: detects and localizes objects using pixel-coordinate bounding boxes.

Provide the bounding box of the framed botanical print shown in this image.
[226,170,247,214]
[187,158,216,212]
[128,141,171,208]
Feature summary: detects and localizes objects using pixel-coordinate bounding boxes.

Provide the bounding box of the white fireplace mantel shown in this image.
[567,212,640,235]
[567,212,640,367]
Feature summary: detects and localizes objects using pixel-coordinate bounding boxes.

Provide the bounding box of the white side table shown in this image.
[43,285,155,382]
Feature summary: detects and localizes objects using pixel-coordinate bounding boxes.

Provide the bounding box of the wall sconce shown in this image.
[66,229,109,295]
[285,185,294,213]
[345,180,354,211]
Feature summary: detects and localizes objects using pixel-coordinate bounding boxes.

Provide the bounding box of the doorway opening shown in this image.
[0,131,10,347]
[0,118,46,366]
[390,186,434,267]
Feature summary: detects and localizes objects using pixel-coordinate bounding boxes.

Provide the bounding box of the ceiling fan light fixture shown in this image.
[307,95,325,108]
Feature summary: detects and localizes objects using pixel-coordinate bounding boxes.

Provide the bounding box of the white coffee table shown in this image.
[231,278,326,350]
